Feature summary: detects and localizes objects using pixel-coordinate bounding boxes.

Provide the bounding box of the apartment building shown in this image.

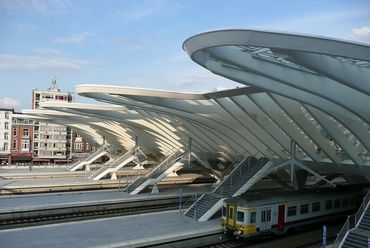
[32,76,74,164]
[0,108,13,164]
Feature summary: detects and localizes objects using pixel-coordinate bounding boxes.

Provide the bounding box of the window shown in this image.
[5,112,9,119]
[74,143,82,150]
[325,200,332,210]
[23,129,29,137]
[3,142,8,151]
[300,204,309,214]
[334,199,341,208]
[222,206,226,217]
[22,140,30,150]
[237,211,244,222]
[13,128,17,136]
[4,122,9,129]
[342,198,348,207]
[287,206,297,216]
[261,209,271,222]
[312,202,320,212]
[4,132,8,140]
[54,135,66,140]
[250,212,256,223]
[91,146,95,152]
[13,140,16,150]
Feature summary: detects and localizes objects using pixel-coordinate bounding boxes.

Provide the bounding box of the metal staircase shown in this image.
[88,146,141,180]
[333,190,370,248]
[67,145,109,171]
[123,148,190,195]
[184,157,269,221]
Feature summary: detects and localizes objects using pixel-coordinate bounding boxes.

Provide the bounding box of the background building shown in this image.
[71,132,97,162]
[10,114,34,164]
[0,108,13,165]
[32,76,74,164]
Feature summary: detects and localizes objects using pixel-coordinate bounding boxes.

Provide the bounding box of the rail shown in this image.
[88,146,135,180]
[332,189,370,248]
[146,148,184,178]
[214,157,266,196]
[180,184,214,215]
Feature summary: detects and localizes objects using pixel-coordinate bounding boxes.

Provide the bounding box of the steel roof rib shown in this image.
[20,29,370,183]
[183,29,370,181]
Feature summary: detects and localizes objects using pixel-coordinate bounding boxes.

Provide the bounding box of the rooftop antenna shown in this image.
[47,75,61,92]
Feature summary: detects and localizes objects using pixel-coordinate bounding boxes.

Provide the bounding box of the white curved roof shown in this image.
[23,29,370,182]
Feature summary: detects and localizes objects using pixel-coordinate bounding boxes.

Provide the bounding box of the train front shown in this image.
[221,197,258,239]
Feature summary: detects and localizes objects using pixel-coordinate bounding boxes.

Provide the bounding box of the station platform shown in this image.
[0,166,224,248]
[0,165,287,248]
[0,165,212,194]
[0,209,221,248]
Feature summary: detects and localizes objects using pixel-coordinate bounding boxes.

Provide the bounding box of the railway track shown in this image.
[194,223,342,248]
[0,202,180,230]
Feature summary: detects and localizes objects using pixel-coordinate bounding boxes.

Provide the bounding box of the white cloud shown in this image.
[115,37,143,46]
[53,31,93,43]
[14,24,37,30]
[0,54,91,71]
[0,0,71,14]
[33,47,63,54]
[346,25,370,44]
[0,97,21,108]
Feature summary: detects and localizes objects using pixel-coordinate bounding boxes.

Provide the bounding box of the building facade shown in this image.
[71,132,97,161]
[0,108,13,165]
[32,76,74,164]
[10,114,34,164]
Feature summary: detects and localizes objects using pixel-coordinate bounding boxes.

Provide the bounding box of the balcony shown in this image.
[22,135,30,139]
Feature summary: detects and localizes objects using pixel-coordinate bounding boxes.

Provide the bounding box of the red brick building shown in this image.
[9,115,34,164]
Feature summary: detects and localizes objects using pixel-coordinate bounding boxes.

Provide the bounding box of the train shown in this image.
[221,186,364,240]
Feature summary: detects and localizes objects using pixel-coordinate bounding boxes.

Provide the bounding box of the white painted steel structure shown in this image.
[22,29,370,186]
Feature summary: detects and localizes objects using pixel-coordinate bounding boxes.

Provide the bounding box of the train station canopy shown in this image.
[22,29,370,183]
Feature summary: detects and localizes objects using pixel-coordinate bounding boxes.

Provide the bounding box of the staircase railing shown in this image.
[146,148,185,179]
[67,145,108,170]
[332,190,370,248]
[180,184,214,215]
[88,146,135,180]
[214,157,265,196]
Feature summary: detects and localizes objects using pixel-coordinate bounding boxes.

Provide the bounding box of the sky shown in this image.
[1,0,369,112]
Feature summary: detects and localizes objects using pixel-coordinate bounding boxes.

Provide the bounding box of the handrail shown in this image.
[214,157,264,195]
[332,189,370,248]
[146,148,184,178]
[181,184,213,215]
[183,157,269,219]
[88,146,135,180]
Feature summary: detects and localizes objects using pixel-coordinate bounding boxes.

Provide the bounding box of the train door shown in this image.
[260,207,272,231]
[277,205,285,232]
[227,204,236,226]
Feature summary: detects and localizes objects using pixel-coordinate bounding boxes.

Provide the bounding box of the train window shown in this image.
[261,209,271,222]
[287,206,297,216]
[334,199,341,208]
[250,212,256,223]
[325,200,332,210]
[312,202,320,212]
[237,211,244,222]
[222,206,226,217]
[342,198,348,207]
[300,204,309,214]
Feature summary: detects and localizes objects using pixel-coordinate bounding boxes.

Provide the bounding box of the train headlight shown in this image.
[220,218,226,227]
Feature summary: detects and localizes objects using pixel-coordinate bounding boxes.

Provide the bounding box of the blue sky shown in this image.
[1,0,369,112]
